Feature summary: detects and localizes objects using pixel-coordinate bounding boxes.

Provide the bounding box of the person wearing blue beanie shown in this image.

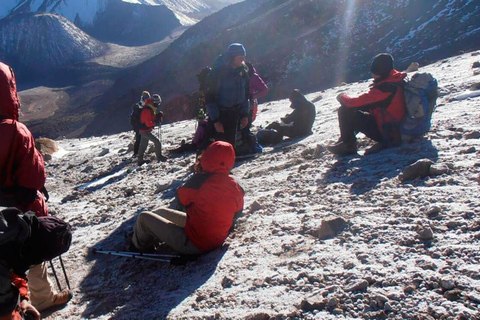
[226,43,246,58]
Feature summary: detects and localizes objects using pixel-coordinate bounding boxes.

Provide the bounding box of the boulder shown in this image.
[315,216,348,240]
[399,159,434,182]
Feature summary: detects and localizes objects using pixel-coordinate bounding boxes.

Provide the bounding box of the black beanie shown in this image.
[370,53,394,77]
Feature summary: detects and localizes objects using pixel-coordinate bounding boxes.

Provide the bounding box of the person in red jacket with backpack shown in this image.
[0,61,72,313]
[130,141,244,254]
[137,94,167,165]
[327,53,407,156]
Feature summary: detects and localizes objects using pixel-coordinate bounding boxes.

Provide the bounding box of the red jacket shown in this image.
[0,62,47,217]
[339,69,406,131]
[178,141,244,252]
[139,102,157,133]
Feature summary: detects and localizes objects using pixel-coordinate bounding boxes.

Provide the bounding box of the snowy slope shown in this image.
[40,51,480,319]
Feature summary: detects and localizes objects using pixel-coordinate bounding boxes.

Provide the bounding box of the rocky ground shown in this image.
[39,51,480,319]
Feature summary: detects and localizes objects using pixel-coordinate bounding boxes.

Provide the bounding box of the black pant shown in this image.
[200,109,240,150]
[337,105,382,144]
[133,131,141,155]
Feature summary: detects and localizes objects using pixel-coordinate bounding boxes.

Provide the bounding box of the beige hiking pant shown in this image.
[132,208,201,255]
[28,262,56,310]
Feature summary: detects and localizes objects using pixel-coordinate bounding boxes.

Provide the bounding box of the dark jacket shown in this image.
[338,69,407,131]
[205,55,250,122]
[0,62,47,217]
[282,91,316,138]
[177,141,244,252]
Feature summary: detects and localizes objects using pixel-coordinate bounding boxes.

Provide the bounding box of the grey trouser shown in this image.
[138,131,162,162]
[132,208,202,255]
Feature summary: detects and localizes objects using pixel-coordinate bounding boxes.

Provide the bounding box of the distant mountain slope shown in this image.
[82,0,480,137]
[0,12,107,78]
[0,0,242,45]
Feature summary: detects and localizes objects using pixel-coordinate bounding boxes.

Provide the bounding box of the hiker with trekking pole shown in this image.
[136,93,168,165]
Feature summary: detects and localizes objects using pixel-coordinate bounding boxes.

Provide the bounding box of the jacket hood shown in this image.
[0,62,20,121]
[200,141,235,173]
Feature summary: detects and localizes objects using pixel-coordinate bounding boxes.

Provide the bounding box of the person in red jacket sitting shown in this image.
[137,94,167,165]
[0,61,72,312]
[327,53,407,156]
[130,141,244,254]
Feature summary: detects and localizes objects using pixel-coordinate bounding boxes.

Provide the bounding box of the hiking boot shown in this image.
[327,141,357,156]
[37,289,73,311]
[364,142,384,155]
[137,159,151,166]
[158,155,168,162]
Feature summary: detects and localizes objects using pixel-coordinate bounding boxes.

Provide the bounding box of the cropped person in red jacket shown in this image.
[137,94,167,165]
[0,61,72,312]
[131,141,244,254]
[327,53,407,156]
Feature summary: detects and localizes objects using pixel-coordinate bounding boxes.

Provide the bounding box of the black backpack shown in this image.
[129,103,146,131]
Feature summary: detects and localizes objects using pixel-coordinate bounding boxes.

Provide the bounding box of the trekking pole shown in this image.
[58,256,71,290]
[49,260,63,292]
[92,248,178,263]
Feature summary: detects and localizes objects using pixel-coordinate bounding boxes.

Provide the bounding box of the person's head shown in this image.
[289,89,305,108]
[370,53,394,79]
[200,141,235,174]
[141,91,151,102]
[0,61,20,121]
[152,94,162,107]
[226,43,246,68]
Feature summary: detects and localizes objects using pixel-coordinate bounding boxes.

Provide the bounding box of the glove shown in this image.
[156,111,164,122]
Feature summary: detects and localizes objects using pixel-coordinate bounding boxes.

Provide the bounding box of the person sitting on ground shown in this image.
[0,207,71,320]
[200,43,250,151]
[0,61,72,313]
[130,141,244,255]
[258,89,316,145]
[137,94,167,165]
[327,53,407,156]
[132,91,151,157]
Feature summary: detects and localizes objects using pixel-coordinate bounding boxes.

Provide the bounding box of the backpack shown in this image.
[129,103,146,131]
[401,72,438,137]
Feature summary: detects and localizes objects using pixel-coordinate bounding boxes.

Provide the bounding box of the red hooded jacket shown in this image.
[0,62,47,216]
[177,141,244,252]
[339,69,407,131]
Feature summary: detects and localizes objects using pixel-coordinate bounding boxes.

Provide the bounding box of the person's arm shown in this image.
[176,174,210,208]
[140,108,157,128]
[337,86,394,109]
[205,68,221,122]
[12,123,46,191]
[250,73,268,100]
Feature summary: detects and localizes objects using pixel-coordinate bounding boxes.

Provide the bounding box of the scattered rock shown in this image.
[459,146,476,154]
[250,201,262,213]
[469,83,480,90]
[399,159,434,182]
[314,216,348,240]
[474,69,480,76]
[300,295,326,312]
[98,148,110,157]
[314,144,326,158]
[443,289,462,301]
[464,131,480,139]
[82,165,94,173]
[425,206,442,219]
[466,292,480,303]
[35,137,58,160]
[346,279,369,292]
[326,297,338,308]
[417,226,434,241]
[245,313,270,320]
[473,61,480,68]
[403,285,416,294]
[440,278,455,290]
[429,163,450,176]
[221,276,234,288]
[155,183,170,194]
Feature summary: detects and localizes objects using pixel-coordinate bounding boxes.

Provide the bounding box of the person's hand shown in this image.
[240,117,249,129]
[336,93,345,103]
[156,111,164,122]
[20,300,40,320]
[214,121,224,133]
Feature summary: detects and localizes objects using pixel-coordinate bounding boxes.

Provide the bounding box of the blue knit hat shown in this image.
[226,43,246,57]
